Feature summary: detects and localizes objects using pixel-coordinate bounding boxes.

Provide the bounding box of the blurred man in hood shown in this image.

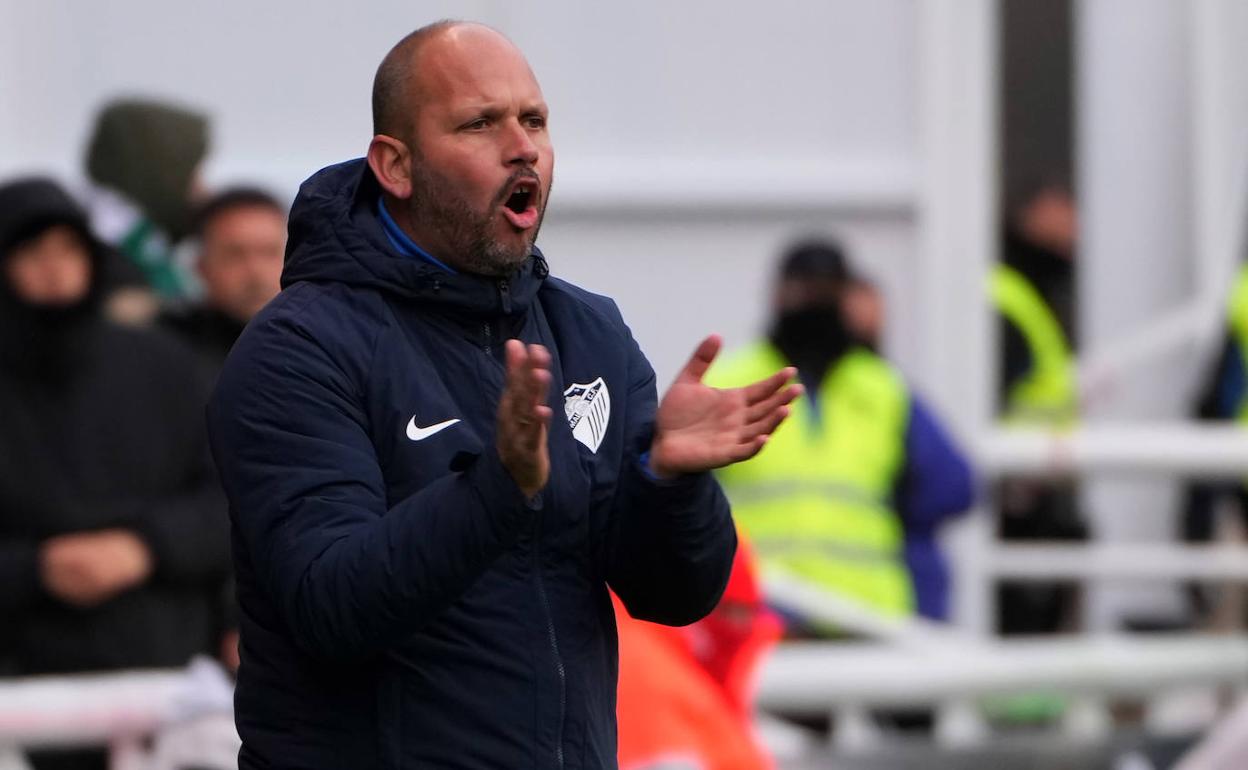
[0,177,231,770]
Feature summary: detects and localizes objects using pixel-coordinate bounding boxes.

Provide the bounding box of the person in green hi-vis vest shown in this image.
[708,239,975,632]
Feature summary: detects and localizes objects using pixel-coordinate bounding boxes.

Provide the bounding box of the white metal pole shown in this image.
[1075,0,1248,405]
[917,0,998,639]
[1078,0,1248,407]
[1076,0,1196,633]
[1191,0,1240,309]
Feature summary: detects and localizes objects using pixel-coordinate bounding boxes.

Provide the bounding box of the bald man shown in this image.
[208,21,798,769]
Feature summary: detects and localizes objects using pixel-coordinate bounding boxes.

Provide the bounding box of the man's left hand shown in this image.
[648,335,802,478]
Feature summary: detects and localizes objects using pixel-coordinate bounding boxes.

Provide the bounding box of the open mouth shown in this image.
[500,179,540,229]
[505,185,534,214]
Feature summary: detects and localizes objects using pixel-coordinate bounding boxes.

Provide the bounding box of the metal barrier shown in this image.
[0,658,235,770]
[756,630,1248,756]
[758,635,1248,713]
[760,571,1248,759]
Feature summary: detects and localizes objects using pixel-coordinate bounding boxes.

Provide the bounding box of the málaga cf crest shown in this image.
[563,377,611,453]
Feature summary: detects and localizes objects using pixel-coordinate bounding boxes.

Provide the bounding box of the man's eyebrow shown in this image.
[451,102,504,119]
[453,100,548,117]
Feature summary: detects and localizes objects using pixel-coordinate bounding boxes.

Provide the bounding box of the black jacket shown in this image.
[158,304,246,368]
[0,320,231,673]
[207,159,736,769]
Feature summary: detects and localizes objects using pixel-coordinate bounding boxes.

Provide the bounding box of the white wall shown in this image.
[544,211,918,384]
[1073,0,1248,631]
[12,0,1248,636]
[1077,0,1195,631]
[0,0,919,384]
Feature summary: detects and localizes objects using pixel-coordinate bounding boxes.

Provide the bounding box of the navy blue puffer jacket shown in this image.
[206,160,736,769]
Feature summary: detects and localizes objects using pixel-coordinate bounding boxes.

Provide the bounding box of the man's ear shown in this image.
[367,135,413,199]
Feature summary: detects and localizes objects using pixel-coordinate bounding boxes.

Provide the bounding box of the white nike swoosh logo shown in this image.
[406,417,461,441]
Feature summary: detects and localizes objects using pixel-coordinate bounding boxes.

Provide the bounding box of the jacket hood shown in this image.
[0,178,108,384]
[0,177,103,261]
[281,159,547,318]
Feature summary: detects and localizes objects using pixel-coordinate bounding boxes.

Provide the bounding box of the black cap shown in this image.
[0,177,97,259]
[777,239,852,282]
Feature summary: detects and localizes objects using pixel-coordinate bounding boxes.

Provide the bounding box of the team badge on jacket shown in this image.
[563,377,611,453]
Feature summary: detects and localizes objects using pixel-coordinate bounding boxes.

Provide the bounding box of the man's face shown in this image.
[4,224,92,306]
[773,276,843,316]
[399,27,554,276]
[1016,186,1077,260]
[197,205,286,323]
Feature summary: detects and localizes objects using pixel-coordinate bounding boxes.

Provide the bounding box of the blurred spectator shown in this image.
[841,275,885,352]
[82,98,211,320]
[1179,260,1248,628]
[709,239,974,626]
[993,181,1089,639]
[997,180,1078,421]
[157,187,286,673]
[159,187,286,367]
[0,178,231,770]
[616,538,780,770]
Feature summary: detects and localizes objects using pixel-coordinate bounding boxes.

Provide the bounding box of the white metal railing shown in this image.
[755,634,1248,753]
[765,570,956,647]
[0,658,235,770]
[758,635,1248,712]
[758,423,1248,758]
[0,670,185,750]
[981,424,1248,479]
[761,570,1248,756]
[971,424,1248,584]
[987,544,1248,581]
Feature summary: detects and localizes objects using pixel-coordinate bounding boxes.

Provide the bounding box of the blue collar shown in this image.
[377,197,458,274]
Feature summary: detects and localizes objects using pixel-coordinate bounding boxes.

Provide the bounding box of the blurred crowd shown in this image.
[0,98,285,770]
[3,95,1246,770]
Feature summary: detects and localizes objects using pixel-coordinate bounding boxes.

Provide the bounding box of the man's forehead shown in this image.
[409,25,543,109]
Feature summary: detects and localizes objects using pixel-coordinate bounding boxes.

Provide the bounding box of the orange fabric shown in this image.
[616,540,778,770]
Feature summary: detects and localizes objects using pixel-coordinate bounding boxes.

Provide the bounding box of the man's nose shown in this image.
[504,120,540,167]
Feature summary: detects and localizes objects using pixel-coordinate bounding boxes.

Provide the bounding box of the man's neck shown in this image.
[377,195,458,274]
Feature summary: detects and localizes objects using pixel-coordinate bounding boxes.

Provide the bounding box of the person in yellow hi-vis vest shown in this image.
[984,185,1088,725]
[994,186,1089,641]
[709,240,975,628]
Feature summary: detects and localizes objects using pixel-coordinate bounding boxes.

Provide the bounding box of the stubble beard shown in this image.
[405,160,549,278]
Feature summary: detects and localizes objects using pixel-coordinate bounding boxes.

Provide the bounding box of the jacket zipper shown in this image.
[533,520,566,769]
[494,274,561,764]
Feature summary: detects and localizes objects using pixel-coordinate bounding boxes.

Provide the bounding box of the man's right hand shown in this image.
[497,340,552,499]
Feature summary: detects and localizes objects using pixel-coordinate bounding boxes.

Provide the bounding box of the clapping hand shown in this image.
[648,335,802,478]
[497,340,553,498]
